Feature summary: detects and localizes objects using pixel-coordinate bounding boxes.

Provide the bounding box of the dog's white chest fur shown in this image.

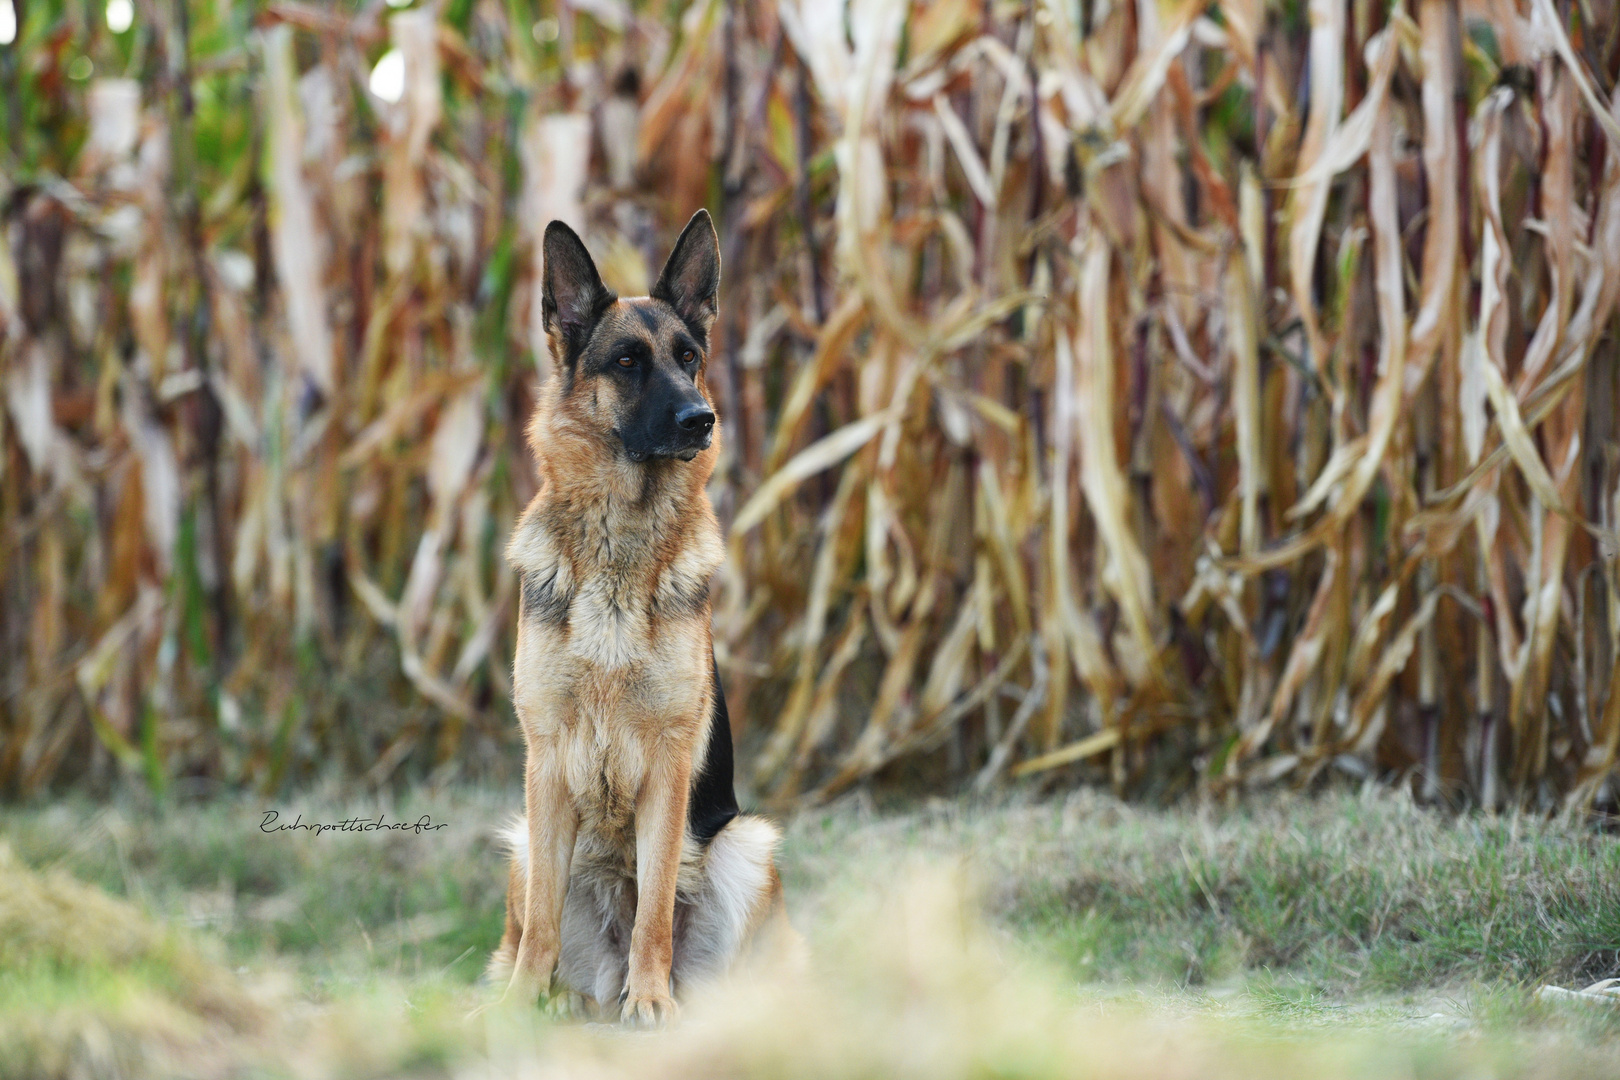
[567,574,646,670]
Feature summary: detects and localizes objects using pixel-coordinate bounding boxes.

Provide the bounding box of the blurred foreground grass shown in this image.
[2,789,1618,1079]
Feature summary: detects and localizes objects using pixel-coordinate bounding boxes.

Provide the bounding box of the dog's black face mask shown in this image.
[539,211,722,464]
[607,332,715,462]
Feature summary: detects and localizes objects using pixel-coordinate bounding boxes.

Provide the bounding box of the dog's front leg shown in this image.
[622,749,692,1026]
[506,747,577,1005]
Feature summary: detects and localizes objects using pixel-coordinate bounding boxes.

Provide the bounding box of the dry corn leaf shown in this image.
[262,26,334,394]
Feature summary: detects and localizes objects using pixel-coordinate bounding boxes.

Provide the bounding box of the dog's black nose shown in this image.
[674,402,715,432]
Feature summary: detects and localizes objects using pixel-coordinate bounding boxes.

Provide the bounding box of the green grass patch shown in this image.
[1,787,1617,1078]
[776,790,1620,995]
[2,789,511,991]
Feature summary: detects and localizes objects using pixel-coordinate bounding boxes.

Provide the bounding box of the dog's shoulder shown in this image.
[508,498,575,631]
[651,511,723,624]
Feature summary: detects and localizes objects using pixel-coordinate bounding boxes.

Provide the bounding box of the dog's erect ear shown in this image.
[542,221,616,365]
[650,209,721,342]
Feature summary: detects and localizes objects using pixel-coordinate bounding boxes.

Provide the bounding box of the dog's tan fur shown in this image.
[488,212,795,1025]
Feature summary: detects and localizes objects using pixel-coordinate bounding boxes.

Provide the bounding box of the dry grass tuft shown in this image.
[0,843,264,1079]
[466,867,1620,1080]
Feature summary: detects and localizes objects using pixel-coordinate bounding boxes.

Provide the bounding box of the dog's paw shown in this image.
[619,991,678,1029]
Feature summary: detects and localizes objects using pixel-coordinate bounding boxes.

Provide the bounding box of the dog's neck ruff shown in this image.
[530,406,717,573]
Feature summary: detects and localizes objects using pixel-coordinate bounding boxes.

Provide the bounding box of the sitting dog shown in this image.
[488,210,795,1025]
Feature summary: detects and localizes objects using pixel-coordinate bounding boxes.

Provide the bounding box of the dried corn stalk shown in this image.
[0,0,1617,811]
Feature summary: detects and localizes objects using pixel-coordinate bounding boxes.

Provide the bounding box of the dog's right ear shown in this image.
[541,221,616,368]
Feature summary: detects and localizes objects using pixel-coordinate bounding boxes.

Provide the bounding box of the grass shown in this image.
[781,789,1620,994]
[1,790,510,992]
[1,787,1618,1078]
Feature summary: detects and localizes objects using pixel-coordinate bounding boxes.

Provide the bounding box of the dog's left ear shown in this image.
[651,209,721,342]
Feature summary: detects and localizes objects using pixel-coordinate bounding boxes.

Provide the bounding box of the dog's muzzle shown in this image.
[622,402,714,463]
[670,402,714,459]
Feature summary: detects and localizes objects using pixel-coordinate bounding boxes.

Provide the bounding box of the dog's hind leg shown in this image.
[555,869,634,1017]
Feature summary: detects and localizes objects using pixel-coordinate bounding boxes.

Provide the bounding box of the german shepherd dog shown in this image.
[488,211,795,1026]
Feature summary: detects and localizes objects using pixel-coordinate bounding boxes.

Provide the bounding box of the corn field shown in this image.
[1,0,1617,809]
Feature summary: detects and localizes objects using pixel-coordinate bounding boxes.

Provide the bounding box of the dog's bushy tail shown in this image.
[679,815,808,986]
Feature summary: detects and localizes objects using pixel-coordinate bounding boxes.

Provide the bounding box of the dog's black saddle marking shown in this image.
[688,655,739,844]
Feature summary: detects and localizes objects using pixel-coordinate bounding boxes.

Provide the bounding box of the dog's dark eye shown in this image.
[617,356,635,369]
[681,350,695,366]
